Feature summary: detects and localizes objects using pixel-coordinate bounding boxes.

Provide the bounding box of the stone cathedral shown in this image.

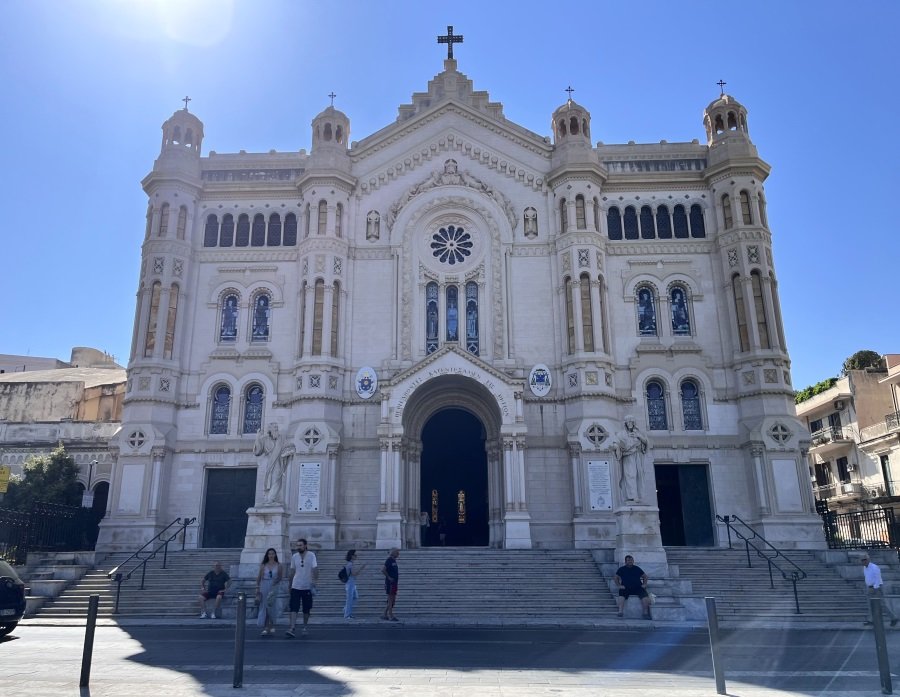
[97,37,825,560]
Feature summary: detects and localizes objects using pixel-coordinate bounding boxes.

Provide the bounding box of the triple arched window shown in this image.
[425,281,479,356]
[607,204,705,240]
[208,382,266,435]
[203,213,298,248]
[218,291,273,343]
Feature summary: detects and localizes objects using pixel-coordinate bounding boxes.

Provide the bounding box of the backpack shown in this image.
[338,565,349,583]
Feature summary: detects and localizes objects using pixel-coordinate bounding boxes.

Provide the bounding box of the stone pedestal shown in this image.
[614,504,668,576]
[503,512,533,549]
[375,511,402,549]
[238,505,289,577]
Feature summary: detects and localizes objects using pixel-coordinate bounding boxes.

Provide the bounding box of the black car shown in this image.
[0,560,26,636]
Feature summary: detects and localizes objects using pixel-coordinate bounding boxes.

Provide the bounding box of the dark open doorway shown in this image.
[202,468,256,548]
[420,408,488,546]
[655,463,714,546]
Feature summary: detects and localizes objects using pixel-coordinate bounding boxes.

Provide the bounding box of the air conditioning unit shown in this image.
[865,486,885,498]
[846,462,856,472]
[834,400,845,411]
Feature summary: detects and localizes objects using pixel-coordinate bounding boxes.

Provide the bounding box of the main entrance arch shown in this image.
[420,408,489,546]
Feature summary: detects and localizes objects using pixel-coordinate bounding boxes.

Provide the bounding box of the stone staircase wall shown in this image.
[21,551,98,617]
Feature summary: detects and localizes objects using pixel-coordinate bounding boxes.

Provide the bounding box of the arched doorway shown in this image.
[420,408,488,546]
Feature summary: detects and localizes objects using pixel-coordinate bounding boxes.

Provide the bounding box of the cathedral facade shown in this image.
[98,53,824,555]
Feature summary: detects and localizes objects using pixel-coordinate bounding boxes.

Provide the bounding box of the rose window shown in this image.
[430,225,472,265]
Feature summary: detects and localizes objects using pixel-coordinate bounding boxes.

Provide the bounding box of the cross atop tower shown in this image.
[182,95,191,111]
[716,80,727,96]
[437,25,464,60]
[328,92,336,107]
[565,85,575,100]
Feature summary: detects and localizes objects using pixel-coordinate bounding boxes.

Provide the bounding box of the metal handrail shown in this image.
[716,514,808,614]
[108,516,196,613]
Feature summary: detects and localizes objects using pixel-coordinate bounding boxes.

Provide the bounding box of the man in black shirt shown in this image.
[199,561,230,619]
[614,555,651,619]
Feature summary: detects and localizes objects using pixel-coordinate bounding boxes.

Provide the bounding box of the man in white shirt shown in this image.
[861,554,897,627]
[286,538,318,637]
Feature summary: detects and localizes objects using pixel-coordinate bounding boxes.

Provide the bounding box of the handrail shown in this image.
[106,516,187,580]
[716,514,808,614]
[108,516,196,613]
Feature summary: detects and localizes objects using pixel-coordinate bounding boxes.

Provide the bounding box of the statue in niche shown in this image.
[612,415,650,503]
[254,422,294,506]
[366,210,381,241]
[523,207,538,239]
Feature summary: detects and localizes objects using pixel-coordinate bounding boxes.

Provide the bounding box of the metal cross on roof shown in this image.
[182,95,191,111]
[437,25,464,60]
[328,92,336,107]
[716,80,727,96]
[565,85,575,100]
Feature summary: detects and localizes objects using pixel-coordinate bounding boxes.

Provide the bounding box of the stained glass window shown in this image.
[457,489,466,524]
[647,380,668,430]
[431,489,439,524]
[670,286,691,336]
[575,195,586,230]
[637,287,657,336]
[251,294,270,342]
[465,282,479,355]
[681,380,702,430]
[210,384,231,434]
[446,286,459,341]
[220,293,239,342]
[431,225,472,265]
[426,282,439,354]
[740,191,753,225]
[242,384,264,434]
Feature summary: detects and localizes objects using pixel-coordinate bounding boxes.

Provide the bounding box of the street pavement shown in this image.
[1,619,897,696]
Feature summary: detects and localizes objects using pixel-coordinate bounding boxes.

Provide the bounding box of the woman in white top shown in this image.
[343,549,366,619]
[256,548,283,635]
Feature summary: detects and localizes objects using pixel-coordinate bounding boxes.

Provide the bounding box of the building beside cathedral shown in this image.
[97,46,824,558]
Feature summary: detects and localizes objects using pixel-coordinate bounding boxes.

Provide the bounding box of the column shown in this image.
[302,284,315,356]
[502,438,515,511]
[514,437,528,511]
[571,279,585,353]
[379,440,390,513]
[325,446,338,517]
[321,284,334,357]
[741,276,762,350]
[590,279,604,353]
[154,286,171,360]
[585,197,597,232]
[566,199,577,233]
[147,447,165,517]
[751,444,770,516]
[569,443,584,515]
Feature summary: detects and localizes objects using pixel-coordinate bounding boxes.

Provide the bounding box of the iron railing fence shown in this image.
[0,502,103,565]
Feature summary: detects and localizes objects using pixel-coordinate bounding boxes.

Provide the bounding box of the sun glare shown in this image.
[105,0,234,47]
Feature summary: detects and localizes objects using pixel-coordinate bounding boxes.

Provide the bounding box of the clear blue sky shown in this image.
[1,1,897,390]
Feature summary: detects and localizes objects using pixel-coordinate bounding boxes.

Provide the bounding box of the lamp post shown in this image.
[81,459,97,508]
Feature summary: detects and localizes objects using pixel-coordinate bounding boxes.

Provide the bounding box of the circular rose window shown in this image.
[430,225,472,266]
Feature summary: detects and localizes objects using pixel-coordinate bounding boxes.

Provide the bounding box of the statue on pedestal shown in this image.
[254,422,293,506]
[612,415,650,503]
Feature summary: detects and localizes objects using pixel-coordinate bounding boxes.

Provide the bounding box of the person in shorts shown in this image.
[614,555,651,619]
[381,547,400,621]
[286,538,318,637]
[199,561,230,619]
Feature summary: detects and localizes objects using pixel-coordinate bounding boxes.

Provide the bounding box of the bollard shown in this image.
[233,591,247,688]
[869,598,893,695]
[79,594,100,688]
[705,597,727,695]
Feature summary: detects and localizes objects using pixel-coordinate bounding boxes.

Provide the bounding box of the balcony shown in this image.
[809,426,853,455]
[814,481,864,502]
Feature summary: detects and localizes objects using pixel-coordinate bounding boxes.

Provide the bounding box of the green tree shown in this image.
[841,350,882,375]
[2,444,81,511]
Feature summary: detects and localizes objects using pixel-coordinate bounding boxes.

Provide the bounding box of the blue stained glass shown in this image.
[681,380,702,430]
[220,294,239,341]
[431,225,473,265]
[210,385,231,434]
[446,286,459,341]
[243,384,264,434]
[637,288,657,336]
[647,381,668,430]
[251,294,270,341]
[465,282,478,355]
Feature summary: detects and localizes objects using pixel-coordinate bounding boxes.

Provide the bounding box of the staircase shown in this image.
[665,547,871,624]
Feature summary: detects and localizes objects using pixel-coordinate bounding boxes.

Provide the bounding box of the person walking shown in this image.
[342,549,366,619]
[861,554,898,627]
[614,555,652,620]
[285,538,318,637]
[381,548,400,622]
[256,548,283,636]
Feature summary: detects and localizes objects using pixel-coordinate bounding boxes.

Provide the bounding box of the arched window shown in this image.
[331,281,340,356]
[243,384,264,434]
[184,128,194,147]
[570,116,579,135]
[758,192,768,227]
[770,273,787,351]
[235,214,250,247]
[163,283,179,360]
[640,206,655,239]
[220,293,239,342]
[673,205,688,238]
[323,123,332,141]
[283,212,298,246]
[636,286,657,336]
[670,286,691,336]
[727,111,737,130]
[425,282,439,354]
[446,285,459,341]
[732,275,749,351]
[209,384,231,435]
[158,203,169,237]
[144,203,153,240]
[251,213,266,246]
[559,198,568,232]
[312,279,325,355]
[335,125,344,144]
[176,206,187,240]
[680,379,703,430]
[646,380,668,430]
[593,198,601,232]
[220,214,234,247]
[623,206,638,240]
[298,281,307,356]
[583,118,590,139]
[689,204,706,238]
[714,114,725,133]
[251,293,270,342]
[144,281,161,357]
[317,200,328,235]
[334,203,343,238]
[656,205,672,239]
[575,195,586,229]
[740,191,753,225]
[751,270,771,349]
[304,203,311,238]
[558,119,567,137]
[564,277,575,354]
[722,194,733,229]
[580,273,594,352]
[267,214,282,246]
[203,214,219,247]
[173,125,182,143]
[607,207,623,240]
[465,282,479,355]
